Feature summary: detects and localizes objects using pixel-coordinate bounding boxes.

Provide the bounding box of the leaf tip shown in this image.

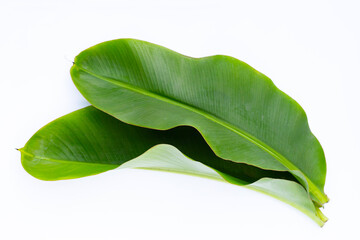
[16,147,24,153]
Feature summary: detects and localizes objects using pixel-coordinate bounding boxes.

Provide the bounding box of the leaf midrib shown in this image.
[74,65,296,169]
[20,148,240,183]
[20,148,120,166]
[74,64,326,203]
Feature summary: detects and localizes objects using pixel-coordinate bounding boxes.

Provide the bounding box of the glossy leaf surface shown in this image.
[70,39,328,205]
[20,107,326,226]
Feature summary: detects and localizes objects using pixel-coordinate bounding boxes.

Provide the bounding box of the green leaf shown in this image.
[20,107,327,226]
[70,38,328,205]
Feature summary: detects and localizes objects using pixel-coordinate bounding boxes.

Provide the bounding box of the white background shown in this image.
[1,0,359,239]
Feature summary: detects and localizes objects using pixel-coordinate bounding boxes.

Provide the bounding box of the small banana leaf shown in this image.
[19,107,327,226]
[70,39,328,206]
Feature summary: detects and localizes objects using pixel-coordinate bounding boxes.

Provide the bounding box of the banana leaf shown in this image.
[70,39,328,206]
[19,106,327,226]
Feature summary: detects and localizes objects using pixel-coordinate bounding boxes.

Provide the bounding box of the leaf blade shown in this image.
[20,106,326,226]
[71,39,328,204]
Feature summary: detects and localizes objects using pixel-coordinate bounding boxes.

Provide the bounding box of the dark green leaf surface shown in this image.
[21,107,294,183]
[70,39,328,205]
[20,107,327,226]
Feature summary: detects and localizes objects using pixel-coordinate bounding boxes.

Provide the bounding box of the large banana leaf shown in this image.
[19,107,327,226]
[70,39,328,205]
